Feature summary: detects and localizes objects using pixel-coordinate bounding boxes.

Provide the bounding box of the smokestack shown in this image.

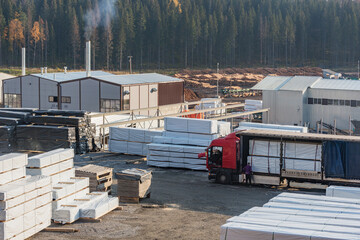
[41,67,44,75]
[86,41,91,77]
[64,66,67,74]
[21,48,26,76]
[44,67,47,74]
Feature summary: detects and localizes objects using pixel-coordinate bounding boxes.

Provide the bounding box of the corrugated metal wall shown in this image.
[22,75,40,108]
[158,82,184,106]
[3,77,20,94]
[60,81,80,110]
[81,79,99,112]
[130,85,139,111]
[39,79,58,110]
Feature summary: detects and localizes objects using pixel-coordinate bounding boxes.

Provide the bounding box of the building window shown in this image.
[62,96,71,103]
[49,96,58,102]
[340,100,345,105]
[333,99,339,105]
[351,100,357,107]
[100,99,120,113]
[307,98,313,104]
[345,100,350,106]
[357,101,360,107]
[123,99,130,110]
[328,99,333,105]
[322,99,328,105]
[4,94,21,108]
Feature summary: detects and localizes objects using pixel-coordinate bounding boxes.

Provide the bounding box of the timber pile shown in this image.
[75,164,113,193]
[115,168,152,203]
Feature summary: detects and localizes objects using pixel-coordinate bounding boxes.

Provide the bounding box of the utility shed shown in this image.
[253,76,360,131]
[2,71,184,114]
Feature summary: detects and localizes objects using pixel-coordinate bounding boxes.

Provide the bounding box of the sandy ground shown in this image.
[31,152,316,240]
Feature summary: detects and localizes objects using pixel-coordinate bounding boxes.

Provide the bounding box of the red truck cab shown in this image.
[205,132,241,184]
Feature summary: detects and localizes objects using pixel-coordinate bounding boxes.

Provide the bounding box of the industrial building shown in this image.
[2,42,184,114]
[0,72,15,105]
[252,76,360,131]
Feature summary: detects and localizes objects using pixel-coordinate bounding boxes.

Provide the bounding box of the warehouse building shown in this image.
[2,71,184,114]
[252,76,360,131]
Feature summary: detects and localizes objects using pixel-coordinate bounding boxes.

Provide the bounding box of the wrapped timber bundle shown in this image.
[326,185,360,199]
[109,128,163,156]
[0,153,52,240]
[115,168,152,203]
[16,125,77,152]
[0,110,30,122]
[146,117,230,171]
[221,192,360,240]
[75,164,113,193]
[33,110,88,117]
[0,117,22,126]
[27,149,118,224]
[0,127,15,153]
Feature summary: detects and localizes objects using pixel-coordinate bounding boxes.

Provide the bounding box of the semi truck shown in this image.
[205,129,360,186]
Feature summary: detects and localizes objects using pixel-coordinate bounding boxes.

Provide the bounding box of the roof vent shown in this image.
[44,67,47,74]
[64,66,67,74]
[40,67,44,75]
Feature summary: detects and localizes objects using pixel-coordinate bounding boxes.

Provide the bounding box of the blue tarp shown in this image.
[324,141,360,179]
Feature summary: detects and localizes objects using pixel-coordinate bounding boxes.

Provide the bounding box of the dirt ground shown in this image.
[31,152,318,240]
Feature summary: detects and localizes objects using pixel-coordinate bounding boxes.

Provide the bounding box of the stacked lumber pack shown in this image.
[0,108,100,154]
[0,127,15,153]
[221,192,360,240]
[109,128,163,156]
[147,117,230,171]
[0,153,52,240]
[248,139,322,174]
[116,168,152,203]
[326,185,360,199]
[76,164,113,193]
[26,148,118,224]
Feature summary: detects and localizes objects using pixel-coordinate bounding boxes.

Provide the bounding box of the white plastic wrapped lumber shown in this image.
[249,140,281,157]
[0,153,28,173]
[109,127,129,141]
[144,130,163,142]
[109,140,127,153]
[247,156,280,174]
[52,177,89,200]
[0,167,26,186]
[53,192,108,224]
[27,149,65,168]
[283,158,321,172]
[127,142,145,155]
[147,160,170,168]
[326,185,360,199]
[164,117,218,134]
[162,131,219,141]
[52,187,89,216]
[278,192,360,205]
[80,196,118,219]
[26,158,73,176]
[284,142,322,160]
[217,121,231,137]
[128,128,146,142]
[50,168,76,186]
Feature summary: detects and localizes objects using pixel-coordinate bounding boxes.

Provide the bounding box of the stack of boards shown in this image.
[248,139,322,174]
[0,153,52,240]
[109,128,163,156]
[75,164,113,193]
[26,148,118,224]
[147,117,230,171]
[326,185,360,199]
[221,192,360,240]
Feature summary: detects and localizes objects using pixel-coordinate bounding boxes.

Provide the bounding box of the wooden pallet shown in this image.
[118,192,150,204]
[75,164,113,193]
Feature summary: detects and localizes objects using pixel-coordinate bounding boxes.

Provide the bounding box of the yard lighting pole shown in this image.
[128,56,133,74]
[217,62,219,97]
[358,59,359,80]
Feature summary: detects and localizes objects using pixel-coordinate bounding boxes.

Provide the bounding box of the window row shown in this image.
[100,99,121,113]
[308,98,360,107]
[48,96,71,103]
[4,94,21,108]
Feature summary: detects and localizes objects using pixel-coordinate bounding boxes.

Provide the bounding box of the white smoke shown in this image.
[84,0,116,40]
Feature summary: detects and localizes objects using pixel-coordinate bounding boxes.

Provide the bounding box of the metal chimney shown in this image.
[44,67,47,74]
[64,66,67,74]
[86,41,91,77]
[40,67,44,75]
[21,48,26,76]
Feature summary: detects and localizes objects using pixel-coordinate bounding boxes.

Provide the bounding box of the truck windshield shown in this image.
[208,146,223,167]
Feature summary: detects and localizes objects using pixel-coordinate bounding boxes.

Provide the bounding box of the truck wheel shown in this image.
[216,172,230,184]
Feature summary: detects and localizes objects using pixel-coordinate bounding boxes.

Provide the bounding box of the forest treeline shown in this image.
[0,0,359,70]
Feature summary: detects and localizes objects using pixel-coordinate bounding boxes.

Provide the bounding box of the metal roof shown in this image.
[279,76,321,92]
[32,71,113,82]
[252,76,292,90]
[239,129,360,142]
[312,79,360,91]
[94,73,183,85]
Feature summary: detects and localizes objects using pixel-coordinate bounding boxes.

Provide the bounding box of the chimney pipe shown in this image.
[86,41,91,77]
[44,67,47,74]
[21,48,26,76]
[41,67,44,75]
[64,66,67,74]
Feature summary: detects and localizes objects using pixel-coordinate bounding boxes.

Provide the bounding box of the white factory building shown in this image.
[252,76,360,131]
[2,71,184,114]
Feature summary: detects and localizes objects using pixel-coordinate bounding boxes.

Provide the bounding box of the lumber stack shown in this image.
[28,149,118,224]
[75,164,113,193]
[0,127,15,153]
[221,192,360,240]
[109,128,163,156]
[0,153,52,240]
[115,168,152,203]
[147,117,230,171]
[326,185,360,199]
[248,139,322,174]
